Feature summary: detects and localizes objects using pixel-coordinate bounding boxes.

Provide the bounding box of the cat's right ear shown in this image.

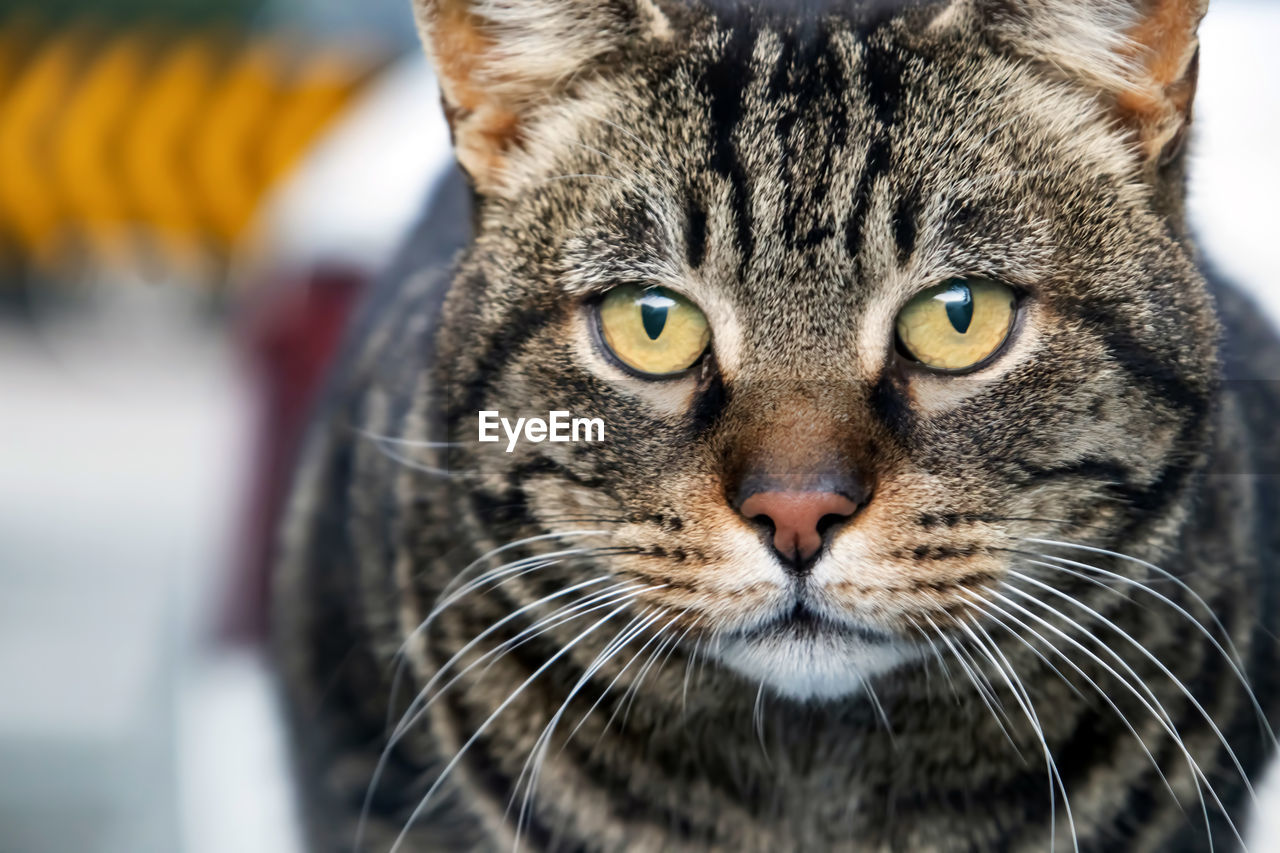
[950,0,1207,172]
[414,0,676,196]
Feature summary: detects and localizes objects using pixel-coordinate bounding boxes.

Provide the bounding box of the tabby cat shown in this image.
[274,0,1280,850]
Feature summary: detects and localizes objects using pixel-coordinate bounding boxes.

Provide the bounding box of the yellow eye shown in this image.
[895,277,1017,371]
[597,284,711,376]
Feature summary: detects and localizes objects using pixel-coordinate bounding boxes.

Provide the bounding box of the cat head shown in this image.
[416,0,1217,700]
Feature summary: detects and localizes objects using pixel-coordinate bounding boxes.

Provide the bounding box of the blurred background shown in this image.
[0,1,1278,851]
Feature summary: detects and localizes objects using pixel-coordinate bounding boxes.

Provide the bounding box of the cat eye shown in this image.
[596,284,711,377]
[895,277,1017,372]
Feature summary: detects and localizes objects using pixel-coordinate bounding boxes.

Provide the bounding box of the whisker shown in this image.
[989,583,1240,849]
[964,590,1187,814]
[860,667,894,741]
[601,617,693,742]
[381,531,622,738]
[681,631,705,721]
[919,612,1021,753]
[510,607,664,852]
[753,679,771,765]
[388,600,646,853]
[422,527,616,622]
[1016,543,1275,747]
[395,577,626,732]
[385,554,579,732]
[402,582,650,737]
[364,438,460,478]
[354,427,460,449]
[382,545,613,719]
[533,515,632,526]
[1006,570,1259,807]
[924,612,1008,718]
[426,550,588,624]
[954,611,1076,853]
[436,530,614,606]
[358,579,641,849]
[564,610,691,750]
[1024,538,1247,665]
[905,615,963,704]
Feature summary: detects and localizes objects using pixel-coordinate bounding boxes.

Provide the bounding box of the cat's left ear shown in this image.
[414,0,675,195]
[964,0,1207,168]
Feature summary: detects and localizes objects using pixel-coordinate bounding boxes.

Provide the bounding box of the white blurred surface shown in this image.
[0,296,255,852]
[1191,2,1280,329]
[1,3,1279,852]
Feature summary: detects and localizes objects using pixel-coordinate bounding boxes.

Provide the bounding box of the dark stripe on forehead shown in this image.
[893,185,921,262]
[844,136,889,260]
[700,19,757,277]
[684,192,708,269]
[861,28,905,127]
[769,32,802,249]
[769,21,849,252]
[844,31,905,263]
[705,0,931,27]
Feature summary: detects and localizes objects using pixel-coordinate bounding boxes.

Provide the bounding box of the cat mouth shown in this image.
[730,600,895,646]
[712,597,913,700]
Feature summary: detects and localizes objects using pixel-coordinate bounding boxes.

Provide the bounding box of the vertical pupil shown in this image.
[639,289,674,340]
[941,281,973,334]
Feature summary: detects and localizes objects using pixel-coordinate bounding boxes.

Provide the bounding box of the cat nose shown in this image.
[737,481,865,571]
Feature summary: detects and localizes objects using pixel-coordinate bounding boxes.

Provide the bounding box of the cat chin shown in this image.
[713,632,916,702]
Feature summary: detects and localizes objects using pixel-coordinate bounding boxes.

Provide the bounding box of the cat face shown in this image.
[422,0,1216,699]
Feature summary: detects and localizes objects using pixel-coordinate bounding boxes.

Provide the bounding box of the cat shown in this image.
[274,0,1280,850]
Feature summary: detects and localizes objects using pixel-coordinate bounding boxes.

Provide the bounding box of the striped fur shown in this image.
[275,1,1280,850]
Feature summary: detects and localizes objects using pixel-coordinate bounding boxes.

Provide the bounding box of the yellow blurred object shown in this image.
[0,29,86,262]
[121,35,224,272]
[0,21,387,283]
[192,42,285,246]
[266,52,373,187]
[52,30,151,265]
[0,17,38,99]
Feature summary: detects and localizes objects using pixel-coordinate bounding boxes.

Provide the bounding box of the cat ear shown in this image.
[413,0,675,194]
[971,0,1207,167]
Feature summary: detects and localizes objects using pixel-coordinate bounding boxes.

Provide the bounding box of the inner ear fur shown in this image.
[976,0,1208,169]
[414,0,674,194]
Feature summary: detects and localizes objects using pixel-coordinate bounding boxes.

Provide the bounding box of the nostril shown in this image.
[748,511,776,535]
[815,512,848,539]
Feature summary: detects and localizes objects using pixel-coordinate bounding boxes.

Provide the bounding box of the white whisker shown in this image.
[964,591,1187,816]
[510,607,664,852]
[1024,538,1249,673]
[438,531,613,606]
[564,611,688,749]
[357,581,645,850]
[389,601,643,853]
[1007,569,1259,806]
[919,612,1021,753]
[990,583,1240,850]
[958,610,1076,853]
[1017,545,1276,748]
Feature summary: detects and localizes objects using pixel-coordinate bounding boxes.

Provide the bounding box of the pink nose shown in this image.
[738,490,859,566]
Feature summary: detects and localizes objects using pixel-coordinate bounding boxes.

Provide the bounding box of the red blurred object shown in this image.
[225,266,366,643]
